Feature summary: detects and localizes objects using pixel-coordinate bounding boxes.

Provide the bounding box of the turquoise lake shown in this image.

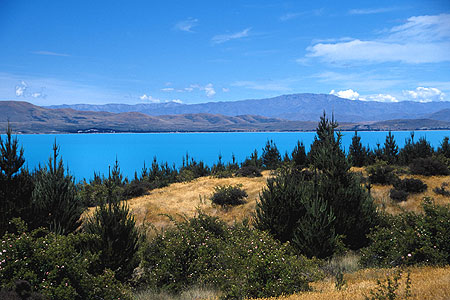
[7,131,450,181]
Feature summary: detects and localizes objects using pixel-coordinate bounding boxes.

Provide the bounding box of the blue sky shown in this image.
[0,0,449,105]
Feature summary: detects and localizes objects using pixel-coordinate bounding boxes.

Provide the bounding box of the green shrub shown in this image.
[367,162,399,185]
[393,178,427,194]
[433,182,450,196]
[139,213,322,299]
[364,269,412,300]
[83,179,141,282]
[361,199,450,267]
[0,220,131,300]
[235,165,262,177]
[409,157,449,176]
[389,188,408,202]
[210,185,247,207]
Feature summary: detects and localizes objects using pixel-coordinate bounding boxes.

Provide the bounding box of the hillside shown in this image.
[2,100,450,133]
[46,93,450,122]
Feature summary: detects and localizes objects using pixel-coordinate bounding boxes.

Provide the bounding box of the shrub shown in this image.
[83,179,141,282]
[409,157,449,176]
[235,165,262,177]
[0,220,131,300]
[210,184,247,207]
[139,213,322,299]
[433,182,450,196]
[364,270,412,300]
[393,178,427,194]
[367,162,399,185]
[389,188,408,202]
[361,199,450,267]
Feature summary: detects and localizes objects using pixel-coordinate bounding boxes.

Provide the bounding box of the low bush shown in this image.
[367,163,399,185]
[393,178,427,194]
[361,199,450,267]
[235,165,262,177]
[434,182,450,197]
[139,213,322,299]
[210,184,247,207]
[389,188,409,202]
[409,158,449,176]
[0,219,131,300]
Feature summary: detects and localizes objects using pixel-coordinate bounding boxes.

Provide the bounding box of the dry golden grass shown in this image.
[255,266,450,300]
[370,174,450,215]
[127,171,271,231]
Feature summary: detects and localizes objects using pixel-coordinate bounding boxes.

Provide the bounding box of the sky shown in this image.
[0,0,449,106]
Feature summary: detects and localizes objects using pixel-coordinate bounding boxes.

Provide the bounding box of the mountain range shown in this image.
[1,93,450,133]
[47,93,450,123]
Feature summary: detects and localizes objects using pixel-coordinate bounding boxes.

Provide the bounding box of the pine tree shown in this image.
[0,124,33,235]
[438,136,450,158]
[383,131,399,164]
[292,191,336,259]
[349,131,368,167]
[291,140,307,168]
[31,141,85,234]
[309,113,377,249]
[255,167,308,243]
[83,160,141,281]
[262,140,281,169]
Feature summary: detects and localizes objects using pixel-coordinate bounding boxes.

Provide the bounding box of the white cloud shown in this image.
[306,13,450,64]
[348,7,399,15]
[161,87,174,92]
[174,18,198,32]
[211,28,251,44]
[139,94,160,103]
[184,87,194,92]
[203,83,216,97]
[170,99,183,104]
[403,87,445,102]
[32,50,70,57]
[330,89,360,100]
[15,81,28,96]
[363,94,399,102]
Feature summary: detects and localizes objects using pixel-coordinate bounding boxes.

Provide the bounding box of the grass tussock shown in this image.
[126,171,270,232]
[134,286,220,300]
[254,266,450,300]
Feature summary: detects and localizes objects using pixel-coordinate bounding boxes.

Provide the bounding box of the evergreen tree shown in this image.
[262,139,281,169]
[31,141,85,234]
[0,125,33,235]
[349,131,368,167]
[438,136,450,158]
[83,161,141,281]
[255,167,308,243]
[292,192,336,259]
[309,112,377,249]
[383,131,399,164]
[399,133,434,165]
[291,140,307,168]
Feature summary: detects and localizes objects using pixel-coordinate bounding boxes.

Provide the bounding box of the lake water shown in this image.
[6,131,450,181]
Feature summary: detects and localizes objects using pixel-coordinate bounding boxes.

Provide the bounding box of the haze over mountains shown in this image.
[47,93,450,123]
[2,93,450,133]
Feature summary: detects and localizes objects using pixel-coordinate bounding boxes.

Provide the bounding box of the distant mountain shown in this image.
[2,100,450,134]
[427,109,450,122]
[46,93,450,122]
[0,101,319,133]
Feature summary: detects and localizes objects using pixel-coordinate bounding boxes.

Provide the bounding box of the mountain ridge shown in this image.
[45,93,450,122]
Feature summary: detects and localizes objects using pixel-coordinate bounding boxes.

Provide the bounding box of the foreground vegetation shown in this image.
[1,114,450,299]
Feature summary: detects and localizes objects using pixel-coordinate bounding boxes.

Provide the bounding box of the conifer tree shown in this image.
[349,131,368,167]
[262,139,281,169]
[0,125,33,235]
[83,160,141,281]
[309,112,377,249]
[31,141,84,234]
[383,131,399,164]
[438,136,450,158]
[291,140,307,168]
